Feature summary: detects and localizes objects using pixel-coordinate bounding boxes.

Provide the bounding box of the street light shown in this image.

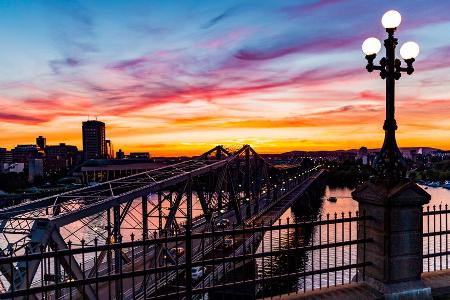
[362,37,381,56]
[362,10,419,179]
[381,10,401,29]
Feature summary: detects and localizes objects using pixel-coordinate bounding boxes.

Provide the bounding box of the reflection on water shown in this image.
[255,184,450,296]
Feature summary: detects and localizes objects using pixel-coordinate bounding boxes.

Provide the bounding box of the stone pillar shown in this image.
[352,180,431,299]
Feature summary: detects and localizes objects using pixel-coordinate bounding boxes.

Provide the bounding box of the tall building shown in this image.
[82,120,106,160]
[36,136,46,150]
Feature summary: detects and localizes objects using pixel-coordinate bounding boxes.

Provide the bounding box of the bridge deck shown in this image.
[191,169,325,299]
[249,169,325,225]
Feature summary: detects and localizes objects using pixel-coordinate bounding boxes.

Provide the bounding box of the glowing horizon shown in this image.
[0,1,449,156]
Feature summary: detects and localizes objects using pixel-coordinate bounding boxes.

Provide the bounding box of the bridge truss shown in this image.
[0,144,312,298]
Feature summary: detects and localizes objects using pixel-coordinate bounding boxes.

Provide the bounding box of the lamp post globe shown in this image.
[381,10,402,29]
[400,41,420,60]
[362,37,382,55]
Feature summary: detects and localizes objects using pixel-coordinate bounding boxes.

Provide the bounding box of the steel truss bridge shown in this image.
[0,144,320,299]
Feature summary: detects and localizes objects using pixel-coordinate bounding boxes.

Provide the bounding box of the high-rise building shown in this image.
[82,120,106,160]
[36,136,46,150]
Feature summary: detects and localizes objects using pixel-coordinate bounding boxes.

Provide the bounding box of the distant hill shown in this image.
[281,147,442,156]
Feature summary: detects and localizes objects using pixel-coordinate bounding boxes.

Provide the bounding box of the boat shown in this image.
[328,196,337,202]
[443,181,450,189]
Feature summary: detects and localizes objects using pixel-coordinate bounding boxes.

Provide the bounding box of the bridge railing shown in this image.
[0,212,372,299]
[423,204,450,272]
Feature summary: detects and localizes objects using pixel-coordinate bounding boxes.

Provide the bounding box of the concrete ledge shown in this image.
[363,276,432,299]
[423,269,450,298]
[261,283,382,300]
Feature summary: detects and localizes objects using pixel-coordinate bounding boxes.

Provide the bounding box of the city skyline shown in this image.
[0,1,450,156]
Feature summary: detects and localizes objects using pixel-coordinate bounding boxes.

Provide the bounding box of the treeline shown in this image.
[417,160,450,181]
[327,160,372,188]
[0,173,28,193]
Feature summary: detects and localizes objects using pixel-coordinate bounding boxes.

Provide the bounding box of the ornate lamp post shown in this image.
[361,10,420,180]
[352,11,431,299]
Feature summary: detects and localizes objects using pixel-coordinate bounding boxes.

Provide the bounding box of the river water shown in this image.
[255,184,450,297]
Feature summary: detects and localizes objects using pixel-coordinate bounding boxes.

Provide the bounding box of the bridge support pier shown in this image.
[352,180,431,299]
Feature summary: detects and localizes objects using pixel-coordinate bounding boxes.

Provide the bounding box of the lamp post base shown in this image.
[357,275,432,300]
[352,180,431,299]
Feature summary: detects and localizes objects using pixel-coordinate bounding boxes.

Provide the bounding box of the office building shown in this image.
[44,143,79,174]
[12,145,41,166]
[82,120,106,160]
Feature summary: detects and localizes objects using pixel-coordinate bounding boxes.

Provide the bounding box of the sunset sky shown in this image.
[0,0,449,156]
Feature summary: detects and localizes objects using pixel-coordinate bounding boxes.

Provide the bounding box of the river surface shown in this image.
[255,184,450,296]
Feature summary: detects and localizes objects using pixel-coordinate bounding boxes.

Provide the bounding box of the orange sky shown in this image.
[0,2,449,156]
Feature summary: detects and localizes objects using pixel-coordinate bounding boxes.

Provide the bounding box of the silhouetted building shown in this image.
[2,163,24,173]
[28,158,44,182]
[77,159,167,183]
[4,151,12,164]
[44,143,79,174]
[12,145,41,166]
[129,152,150,160]
[0,148,7,165]
[82,120,106,160]
[106,139,114,159]
[357,146,369,165]
[116,149,125,160]
[0,148,13,172]
[36,136,46,150]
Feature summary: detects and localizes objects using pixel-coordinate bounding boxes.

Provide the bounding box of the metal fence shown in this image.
[0,212,372,300]
[423,205,450,272]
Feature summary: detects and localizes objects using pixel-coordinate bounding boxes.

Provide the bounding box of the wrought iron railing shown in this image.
[0,212,372,299]
[423,205,450,272]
